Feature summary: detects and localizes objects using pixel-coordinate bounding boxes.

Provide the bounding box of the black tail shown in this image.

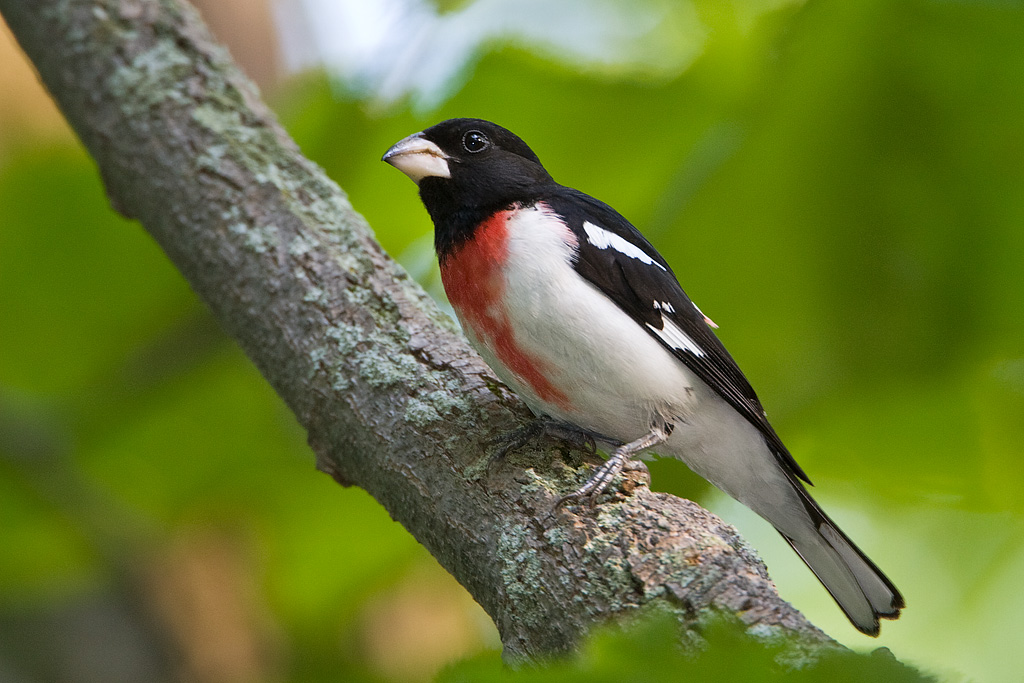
[781,483,904,636]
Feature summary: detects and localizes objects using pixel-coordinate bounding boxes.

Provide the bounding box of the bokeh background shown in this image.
[2,0,1023,681]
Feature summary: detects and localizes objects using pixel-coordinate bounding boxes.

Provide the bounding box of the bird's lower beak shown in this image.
[382,133,451,184]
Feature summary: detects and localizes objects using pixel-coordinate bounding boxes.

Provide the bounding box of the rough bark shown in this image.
[0,0,836,659]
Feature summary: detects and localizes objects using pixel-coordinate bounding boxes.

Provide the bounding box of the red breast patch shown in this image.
[440,210,571,410]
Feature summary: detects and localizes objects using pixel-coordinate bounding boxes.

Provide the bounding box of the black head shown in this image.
[383,119,556,255]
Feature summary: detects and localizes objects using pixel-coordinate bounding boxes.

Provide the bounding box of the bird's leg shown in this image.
[490,417,599,465]
[556,422,673,508]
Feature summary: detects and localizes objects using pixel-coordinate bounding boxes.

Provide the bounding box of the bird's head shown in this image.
[383,118,554,221]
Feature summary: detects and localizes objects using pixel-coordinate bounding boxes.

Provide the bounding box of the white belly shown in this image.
[479,204,699,440]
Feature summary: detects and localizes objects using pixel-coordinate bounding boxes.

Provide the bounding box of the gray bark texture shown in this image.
[1,0,836,659]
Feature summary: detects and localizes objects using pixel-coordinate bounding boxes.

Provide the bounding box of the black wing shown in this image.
[543,188,810,484]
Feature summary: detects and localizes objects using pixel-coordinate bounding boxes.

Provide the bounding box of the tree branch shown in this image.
[1,0,836,658]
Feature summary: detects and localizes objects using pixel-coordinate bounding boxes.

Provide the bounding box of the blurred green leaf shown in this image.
[0,465,98,598]
[0,145,196,395]
[427,0,473,13]
[439,611,933,682]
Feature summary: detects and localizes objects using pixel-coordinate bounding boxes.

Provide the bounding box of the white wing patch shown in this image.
[647,316,706,357]
[583,221,666,271]
[654,300,675,314]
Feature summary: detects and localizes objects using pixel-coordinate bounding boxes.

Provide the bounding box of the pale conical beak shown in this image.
[382,133,451,184]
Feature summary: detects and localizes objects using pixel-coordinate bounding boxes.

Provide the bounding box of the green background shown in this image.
[2,0,1022,680]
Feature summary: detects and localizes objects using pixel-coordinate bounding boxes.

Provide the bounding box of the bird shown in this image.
[382,118,904,636]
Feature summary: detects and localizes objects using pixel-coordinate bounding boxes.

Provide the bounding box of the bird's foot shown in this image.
[555,451,628,509]
[488,417,598,471]
[555,422,671,510]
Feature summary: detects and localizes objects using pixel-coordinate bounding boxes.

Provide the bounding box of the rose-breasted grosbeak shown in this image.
[383,118,903,635]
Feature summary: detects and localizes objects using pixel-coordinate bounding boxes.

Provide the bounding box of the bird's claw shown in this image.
[488,421,543,463]
[489,417,599,467]
[553,451,627,511]
[553,489,599,510]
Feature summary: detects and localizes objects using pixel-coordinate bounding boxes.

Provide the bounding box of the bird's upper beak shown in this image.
[382,133,451,184]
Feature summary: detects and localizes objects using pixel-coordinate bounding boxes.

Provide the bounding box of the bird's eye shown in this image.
[462,130,490,153]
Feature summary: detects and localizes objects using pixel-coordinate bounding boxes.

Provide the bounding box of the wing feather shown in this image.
[543,188,811,484]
